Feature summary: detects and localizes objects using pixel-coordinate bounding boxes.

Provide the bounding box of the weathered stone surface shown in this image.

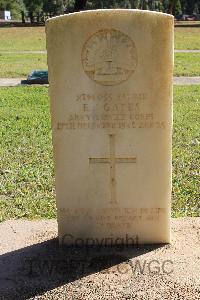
[46,9,174,244]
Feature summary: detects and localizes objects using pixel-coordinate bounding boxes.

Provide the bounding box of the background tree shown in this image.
[185,0,199,15]
[0,0,24,19]
[23,0,43,22]
[1,0,200,21]
[174,0,182,15]
[74,0,87,11]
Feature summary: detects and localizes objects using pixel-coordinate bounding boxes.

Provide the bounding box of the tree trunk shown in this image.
[29,11,34,23]
[37,13,40,23]
[74,0,87,11]
[21,11,25,23]
[168,0,175,14]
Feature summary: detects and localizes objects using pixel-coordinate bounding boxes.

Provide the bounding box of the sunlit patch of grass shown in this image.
[0,26,199,52]
[0,52,199,78]
[0,27,46,51]
[0,87,56,221]
[174,27,200,50]
[172,85,200,217]
[174,53,200,76]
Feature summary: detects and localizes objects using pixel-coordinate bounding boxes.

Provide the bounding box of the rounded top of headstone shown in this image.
[45,9,174,25]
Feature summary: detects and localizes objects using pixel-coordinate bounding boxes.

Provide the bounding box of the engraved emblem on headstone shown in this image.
[82,29,138,86]
[89,134,137,205]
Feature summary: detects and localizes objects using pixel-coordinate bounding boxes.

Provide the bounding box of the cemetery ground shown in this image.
[0,27,45,52]
[0,52,200,78]
[0,86,199,221]
[0,26,200,51]
[0,85,199,299]
[0,24,199,299]
[0,53,47,78]
[0,26,200,78]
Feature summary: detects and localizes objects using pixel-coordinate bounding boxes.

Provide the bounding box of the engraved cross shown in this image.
[89,134,137,205]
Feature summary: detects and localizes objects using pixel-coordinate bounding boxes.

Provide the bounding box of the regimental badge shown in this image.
[82,29,138,86]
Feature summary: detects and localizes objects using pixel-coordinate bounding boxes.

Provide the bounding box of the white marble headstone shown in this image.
[46,9,173,245]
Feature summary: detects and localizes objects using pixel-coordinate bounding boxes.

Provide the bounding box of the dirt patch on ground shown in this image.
[0,217,199,299]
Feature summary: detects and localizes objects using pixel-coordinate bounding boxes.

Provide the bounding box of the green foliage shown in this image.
[84,0,199,13]
[7,0,198,15]
[43,0,75,14]
[0,0,23,10]
[184,0,199,15]
[174,0,182,15]
[42,0,60,14]
[23,0,42,13]
[0,0,24,19]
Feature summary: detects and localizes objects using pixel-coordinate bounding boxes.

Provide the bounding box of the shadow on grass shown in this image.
[0,238,166,299]
[175,23,200,28]
[0,21,44,28]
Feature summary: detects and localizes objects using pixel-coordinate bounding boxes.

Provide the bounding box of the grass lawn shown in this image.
[174,53,200,76]
[175,27,200,50]
[172,85,199,217]
[0,27,46,51]
[0,53,47,78]
[0,26,199,52]
[0,52,199,78]
[0,86,199,221]
[0,87,55,221]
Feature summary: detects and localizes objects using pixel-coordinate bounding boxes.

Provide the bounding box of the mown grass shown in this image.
[174,53,200,76]
[0,86,199,221]
[174,27,200,50]
[172,85,199,217]
[0,26,199,78]
[0,26,199,51]
[0,52,199,78]
[0,27,46,51]
[0,87,56,221]
[0,53,47,78]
